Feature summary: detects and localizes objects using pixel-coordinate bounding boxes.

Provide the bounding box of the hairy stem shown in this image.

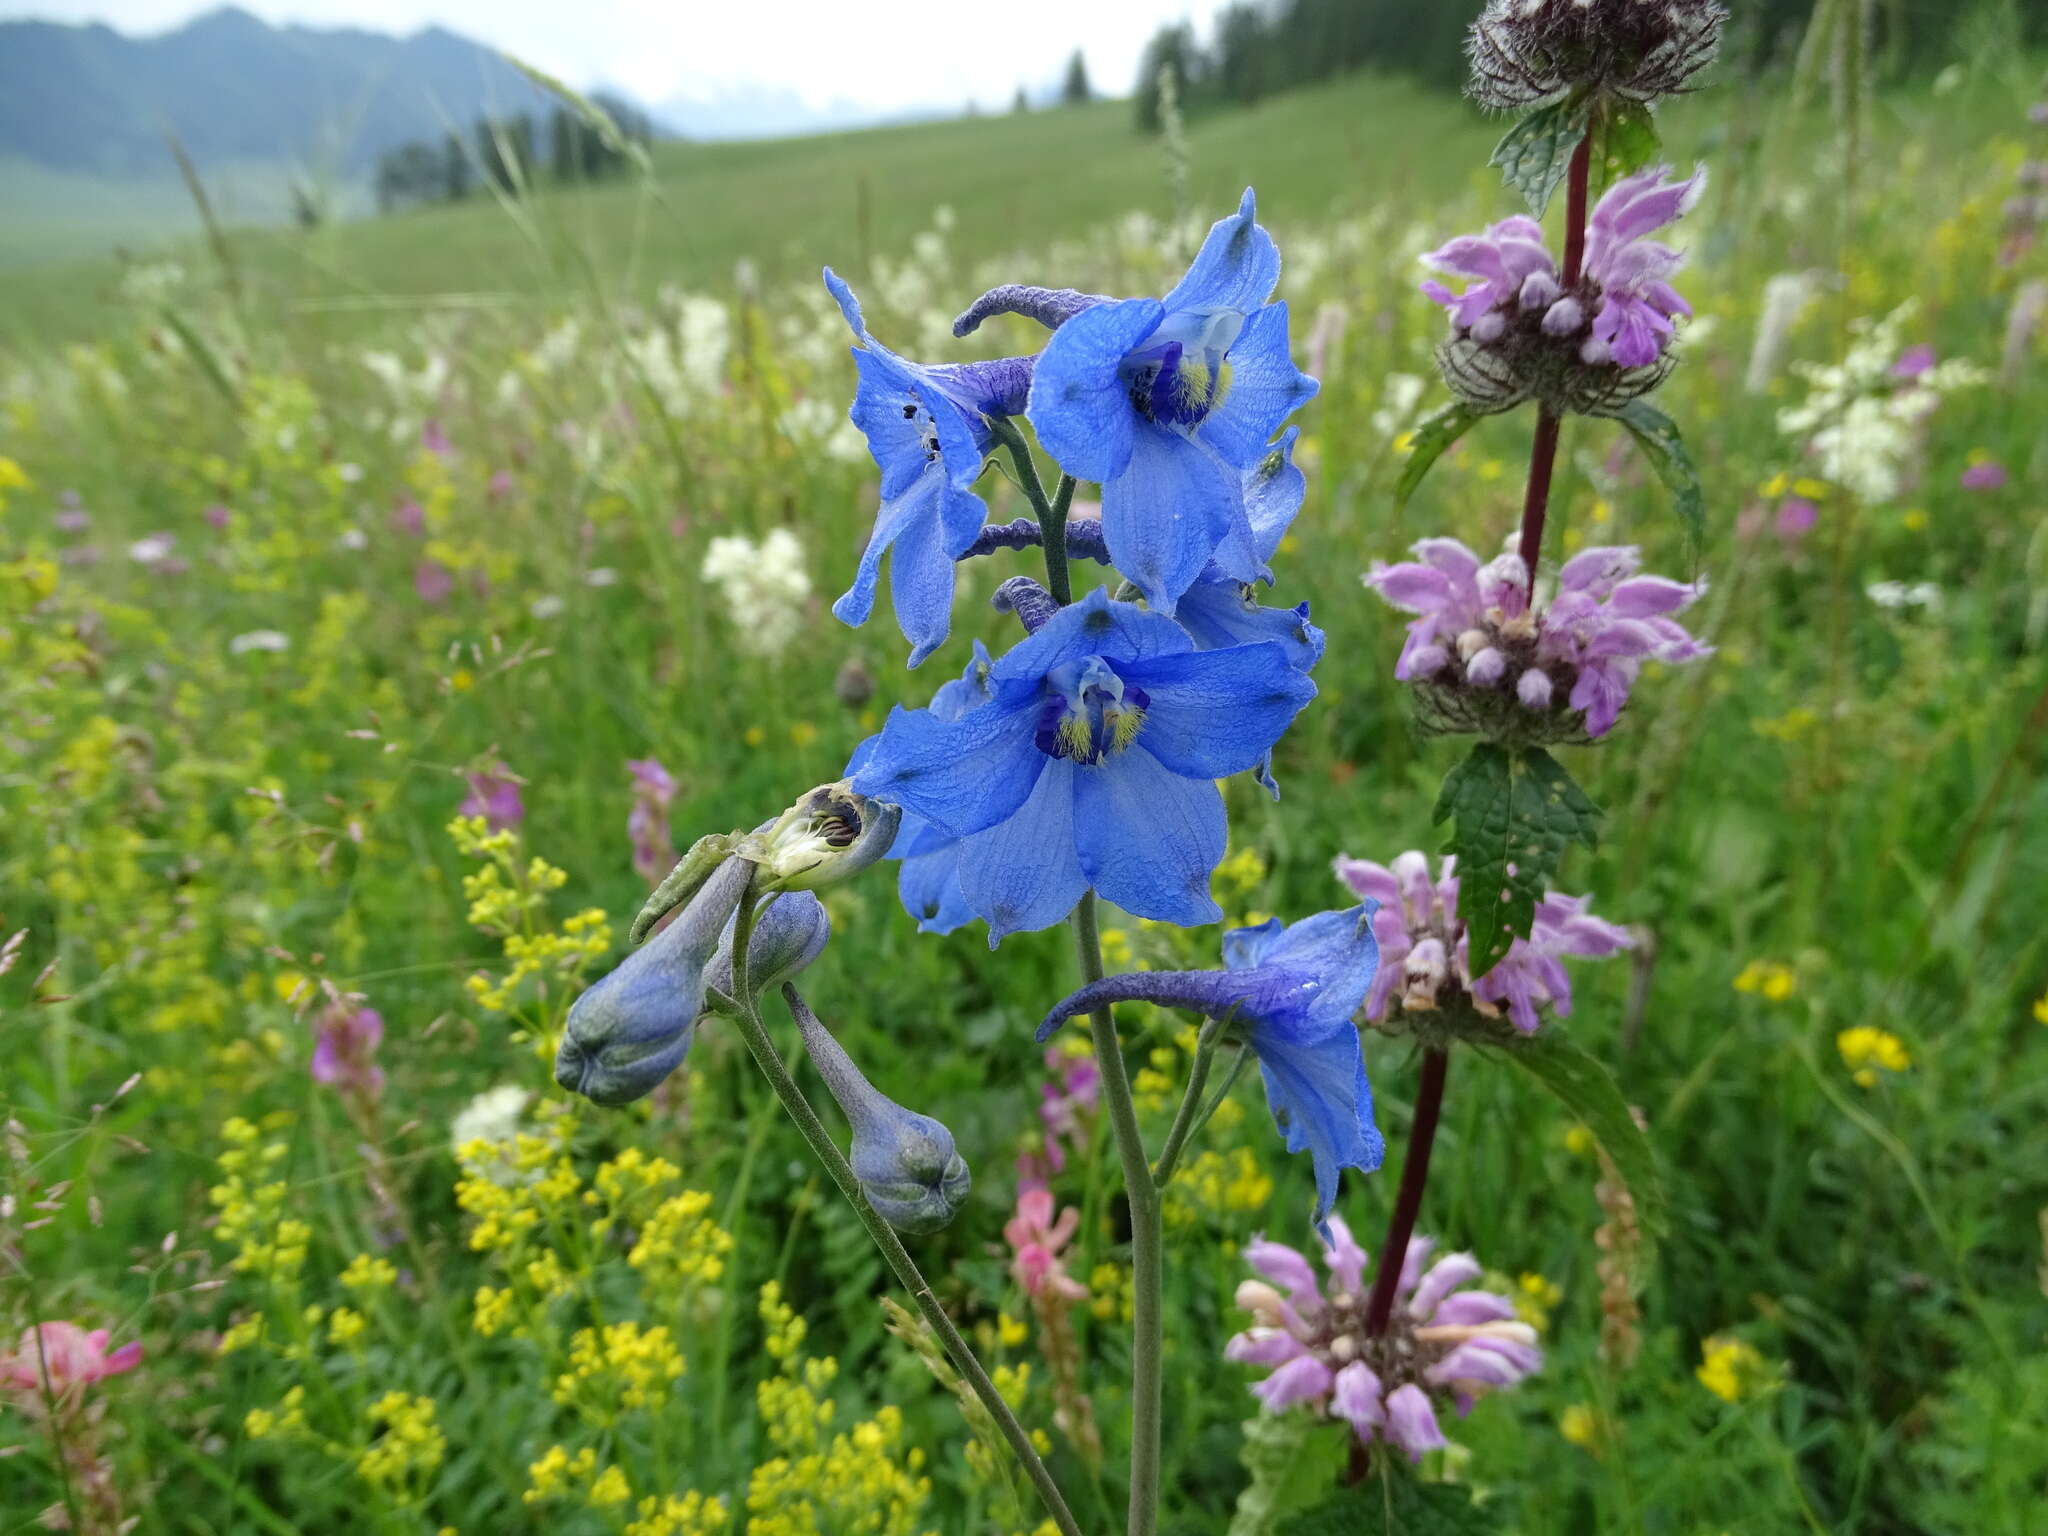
[1151,1019,1224,1189]
[991,416,1074,605]
[1364,1047,1451,1335]
[724,878,1083,1536]
[1073,891,1163,1536]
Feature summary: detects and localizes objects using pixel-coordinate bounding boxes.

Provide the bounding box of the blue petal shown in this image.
[1117,643,1316,779]
[926,640,995,721]
[1241,906,1379,1030]
[1198,302,1319,469]
[849,686,1046,839]
[1161,188,1282,316]
[824,266,869,338]
[899,843,975,935]
[1252,1014,1384,1224]
[832,465,976,667]
[1073,748,1225,927]
[1240,426,1306,567]
[957,757,1086,944]
[1173,583,1325,672]
[1029,297,1165,482]
[1221,917,1286,971]
[847,347,937,501]
[1102,422,1244,614]
[990,586,1192,682]
[927,356,1036,418]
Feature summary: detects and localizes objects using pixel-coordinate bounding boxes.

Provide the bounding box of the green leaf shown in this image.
[1489,95,1590,216]
[1394,403,1482,507]
[1588,98,1661,197]
[1612,399,1705,560]
[1485,1028,1667,1272]
[1277,1473,1503,1536]
[1433,746,1601,979]
[1228,1412,1351,1536]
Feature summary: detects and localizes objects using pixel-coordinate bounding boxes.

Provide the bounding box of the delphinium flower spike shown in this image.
[1034,907,1382,1226]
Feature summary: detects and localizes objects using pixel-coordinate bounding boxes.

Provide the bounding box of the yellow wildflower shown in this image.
[1559,1403,1601,1453]
[1733,960,1796,1001]
[1696,1336,1775,1403]
[1836,1026,1911,1087]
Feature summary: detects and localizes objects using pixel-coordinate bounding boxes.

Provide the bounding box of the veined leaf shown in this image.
[1433,745,1601,978]
[1489,94,1591,217]
[1276,1472,1503,1535]
[1613,399,1706,561]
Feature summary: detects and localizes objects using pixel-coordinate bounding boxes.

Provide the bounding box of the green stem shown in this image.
[1151,1019,1224,1189]
[992,415,1075,605]
[725,878,1083,1536]
[1073,891,1163,1536]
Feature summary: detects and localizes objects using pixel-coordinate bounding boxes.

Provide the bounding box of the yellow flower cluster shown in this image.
[1089,1263,1134,1325]
[553,1321,686,1415]
[1559,1402,1603,1454]
[746,1284,937,1536]
[1733,960,1797,1001]
[209,1117,309,1288]
[340,1253,398,1293]
[526,1443,599,1502]
[1696,1335,1777,1404]
[243,1386,308,1441]
[629,1188,736,1290]
[626,1491,732,1536]
[1163,1146,1275,1230]
[450,814,612,1015]
[1513,1272,1564,1332]
[1836,1026,1912,1087]
[357,1392,446,1496]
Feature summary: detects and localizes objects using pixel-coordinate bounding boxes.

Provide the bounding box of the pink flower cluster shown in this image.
[1423,166,1704,370]
[627,757,679,885]
[1004,1188,1087,1302]
[1366,537,1709,737]
[310,1001,385,1103]
[1334,850,1631,1033]
[1,1322,141,1402]
[1227,1220,1538,1460]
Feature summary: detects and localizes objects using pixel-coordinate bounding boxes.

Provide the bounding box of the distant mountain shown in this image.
[0,6,588,178]
[654,84,932,142]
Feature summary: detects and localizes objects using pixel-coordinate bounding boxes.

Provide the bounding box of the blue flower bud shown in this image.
[787,988,970,1235]
[555,856,751,1106]
[748,781,901,893]
[705,891,830,999]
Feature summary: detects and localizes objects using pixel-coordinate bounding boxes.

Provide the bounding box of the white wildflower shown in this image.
[701,528,812,657]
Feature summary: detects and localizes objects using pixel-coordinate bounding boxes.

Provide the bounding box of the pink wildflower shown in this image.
[1961,461,2008,491]
[310,1002,385,1103]
[1004,1188,1088,1303]
[627,757,679,885]
[1,1323,142,1400]
[460,763,525,829]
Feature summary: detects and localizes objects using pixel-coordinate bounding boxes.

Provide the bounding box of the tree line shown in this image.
[1131,0,2048,130]
[373,95,654,214]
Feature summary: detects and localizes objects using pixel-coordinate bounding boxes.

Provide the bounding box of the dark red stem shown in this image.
[1363,1047,1451,1336]
[1519,133,1594,602]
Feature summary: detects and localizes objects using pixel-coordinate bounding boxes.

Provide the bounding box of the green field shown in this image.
[3,42,2047,1536]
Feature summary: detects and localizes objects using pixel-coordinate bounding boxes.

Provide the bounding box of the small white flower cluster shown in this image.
[701,528,813,657]
[778,395,869,463]
[360,348,450,444]
[1777,301,1985,504]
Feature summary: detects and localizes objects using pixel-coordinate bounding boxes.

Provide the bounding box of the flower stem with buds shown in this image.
[724,875,1083,1536]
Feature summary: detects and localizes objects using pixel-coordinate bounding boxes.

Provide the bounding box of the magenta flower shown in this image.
[1423,165,1704,376]
[1366,537,1709,739]
[1227,1220,1538,1460]
[203,503,231,530]
[1004,1188,1089,1303]
[1891,344,1936,380]
[1775,496,1818,544]
[626,757,679,885]
[390,499,425,536]
[310,1003,385,1102]
[1036,1048,1101,1176]
[460,764,525,829]
[421,418,452,456]
[1,1323,142,1401]
[1332,849,1630,1033]
[414,560,453,603]
[1961,460,2008,491]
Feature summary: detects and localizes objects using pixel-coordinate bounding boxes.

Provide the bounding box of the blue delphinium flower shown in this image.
[825,269,1035,667]
[849,587,1315,943]
[1034,906,1383,1225]
[847,643,993,936]
[954,190,1317,615]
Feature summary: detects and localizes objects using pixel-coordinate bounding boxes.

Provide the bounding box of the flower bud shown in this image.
[1516,668,1555,710]
[748,781,901,894]
[705,891,830,1000]
[556,856,750,1106]
[788,989,970,1235]
[1466,647,1507,688]
[1467,0,1727,112]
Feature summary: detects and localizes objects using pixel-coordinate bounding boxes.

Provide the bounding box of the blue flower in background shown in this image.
[849,588,1315,942]
[825,268,1035,667]
[847,643,993,936]
[955,190,1317,615]
[1034,906,1383,1226]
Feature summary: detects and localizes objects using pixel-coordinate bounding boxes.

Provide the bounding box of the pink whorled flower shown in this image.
[1,1323,142,1401]
[1422,165,1705,372]
[626,757,679,885]
[460,763,525,829]
[1332,850,1631,1033]
[1227,1220,1538,1461]
[310,1002,385,1102]
[1004,1188,1088,1303]
[1365,537,1710,738]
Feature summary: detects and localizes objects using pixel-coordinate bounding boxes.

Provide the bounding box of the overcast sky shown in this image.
[7,1,1234,111]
